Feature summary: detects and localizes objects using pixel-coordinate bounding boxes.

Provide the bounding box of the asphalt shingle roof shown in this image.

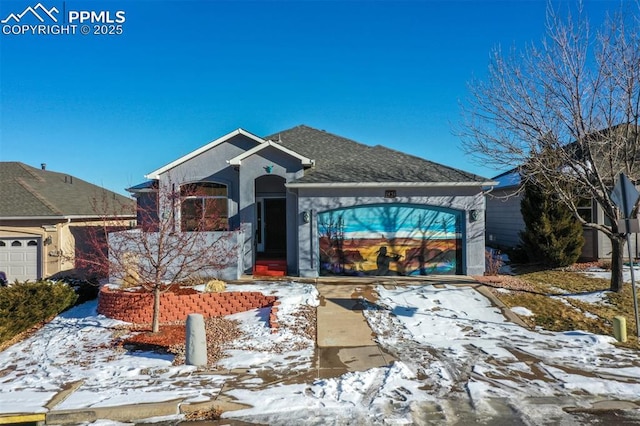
[265,125,489,184]
[0,162,134,218]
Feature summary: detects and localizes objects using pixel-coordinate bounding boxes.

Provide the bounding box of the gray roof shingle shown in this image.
[0,162,134,218]
[265,125,489,184]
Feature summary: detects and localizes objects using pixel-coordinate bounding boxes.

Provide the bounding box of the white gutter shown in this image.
[285,181,499,189]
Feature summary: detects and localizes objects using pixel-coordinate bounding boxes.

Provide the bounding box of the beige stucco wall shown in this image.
[1,217,134,279]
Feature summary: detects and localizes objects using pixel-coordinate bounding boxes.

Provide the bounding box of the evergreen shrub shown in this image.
[518,179,584,267]
[0,280,78,344]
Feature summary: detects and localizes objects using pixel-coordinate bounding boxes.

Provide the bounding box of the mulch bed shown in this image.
[117,284,198,350]
[117,283,237,351]
[120,283,199,296]
[119,316,243,366]
[123,324,186,351]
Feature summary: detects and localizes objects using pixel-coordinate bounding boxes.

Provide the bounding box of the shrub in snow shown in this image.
[0,280,77,344]
[204,279,226,293]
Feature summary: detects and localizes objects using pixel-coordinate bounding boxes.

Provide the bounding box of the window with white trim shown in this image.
[180,182,228,231]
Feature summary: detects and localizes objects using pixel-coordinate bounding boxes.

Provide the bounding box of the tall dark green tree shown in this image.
[518,179,584,267]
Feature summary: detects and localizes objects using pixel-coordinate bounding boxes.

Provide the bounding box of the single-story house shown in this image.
[0,162,136,282]
[128,125,495,278]
[486,169,639,261]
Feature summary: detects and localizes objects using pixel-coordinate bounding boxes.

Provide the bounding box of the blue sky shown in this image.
[0,0,617,195]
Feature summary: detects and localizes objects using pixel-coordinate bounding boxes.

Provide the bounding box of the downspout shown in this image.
[310,210,314,270]
[478,183,497,274]
[62,217,71,274]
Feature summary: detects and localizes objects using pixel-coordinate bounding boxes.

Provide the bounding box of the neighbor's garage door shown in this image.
[0,238,40,283]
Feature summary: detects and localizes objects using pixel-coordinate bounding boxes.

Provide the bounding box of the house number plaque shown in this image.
[384,190,397,198]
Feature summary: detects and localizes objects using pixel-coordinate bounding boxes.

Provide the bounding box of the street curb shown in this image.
[185,396,253,414]
[46,398,184,424]
[1,397,254,425]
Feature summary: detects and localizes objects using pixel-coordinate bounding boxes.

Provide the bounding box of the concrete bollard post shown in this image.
[613,316,627,343]
[185,313,207,366]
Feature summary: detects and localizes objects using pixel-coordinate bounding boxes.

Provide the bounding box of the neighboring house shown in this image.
[0,162,135,282]
[129,125,494,278]
[485,170,526,250]
[486,169,633,261]
[486,124,640,261]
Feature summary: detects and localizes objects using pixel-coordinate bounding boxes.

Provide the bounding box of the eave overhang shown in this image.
[285,181,498,189]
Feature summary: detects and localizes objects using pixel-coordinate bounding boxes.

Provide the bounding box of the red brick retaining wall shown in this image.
[97,287,279,328]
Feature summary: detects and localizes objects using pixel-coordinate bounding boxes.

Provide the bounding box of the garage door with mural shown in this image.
[318,204,463,276]
[0,238,40,282]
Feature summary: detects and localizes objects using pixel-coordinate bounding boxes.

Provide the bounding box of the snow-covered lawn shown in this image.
[1,279,640,425]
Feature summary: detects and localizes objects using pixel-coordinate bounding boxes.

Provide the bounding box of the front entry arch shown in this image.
[255,175,287,259]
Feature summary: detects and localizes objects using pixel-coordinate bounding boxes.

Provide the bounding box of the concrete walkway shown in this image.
[317,283,377,346]
[314,283,396,378]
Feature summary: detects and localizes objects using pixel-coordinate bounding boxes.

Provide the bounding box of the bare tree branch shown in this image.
[458,2,640,291]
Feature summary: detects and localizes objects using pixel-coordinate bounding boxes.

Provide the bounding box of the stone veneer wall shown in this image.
[97,287,280,329]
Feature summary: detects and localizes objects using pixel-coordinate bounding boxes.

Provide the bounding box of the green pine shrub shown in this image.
[518,179,584,267]
[0,280,78,345]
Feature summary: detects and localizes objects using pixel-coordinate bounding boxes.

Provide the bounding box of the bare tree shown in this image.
[460,2,640,291]
[318,211,346,274]
[79,183,239,332]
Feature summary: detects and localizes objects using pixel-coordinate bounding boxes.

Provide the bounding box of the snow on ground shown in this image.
[367,285,640,396]
[583,264,640,284]
[225,361,428,425]
[1,279,640,425]
[216,282,318,372]
[0,282,318,414]
[510,306,534,316]
[225,283,640,425]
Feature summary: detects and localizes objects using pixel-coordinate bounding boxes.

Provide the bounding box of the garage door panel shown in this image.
[10,252,27,262]
[8,265,27,278]
[26,264,38,277]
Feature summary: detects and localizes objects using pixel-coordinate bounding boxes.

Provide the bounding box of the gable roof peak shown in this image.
[227,140,313,166]
[145,127,267,179]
